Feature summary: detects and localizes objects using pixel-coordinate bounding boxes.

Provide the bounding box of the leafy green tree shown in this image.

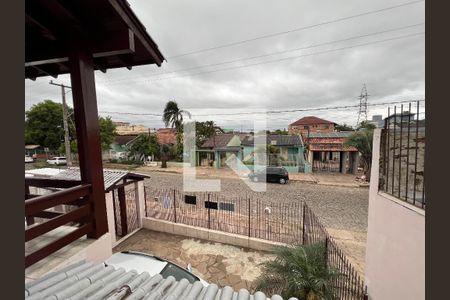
[267,144,281,166]
[255,242,342,300]
[99,116,117,151]
[25,100,75,151]
[129,134,160,160]
[195,121,215,147]
[274,129,289,135]
[58,140,78,155]
[356,121,376,131]
[335,123,353,131]
[59,117,116,154]
[26,100,118,156]
[344,122,375,180]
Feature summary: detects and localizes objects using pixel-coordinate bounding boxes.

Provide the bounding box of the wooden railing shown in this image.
[25,180,94,268]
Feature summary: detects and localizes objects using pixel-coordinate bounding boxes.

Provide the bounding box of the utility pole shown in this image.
[50,80,72,166]
[356,84,369,128]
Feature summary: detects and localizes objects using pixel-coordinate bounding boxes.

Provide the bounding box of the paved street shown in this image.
[140,171,369,274]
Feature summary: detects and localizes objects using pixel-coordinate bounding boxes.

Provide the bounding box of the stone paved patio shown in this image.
[113,229,274,291]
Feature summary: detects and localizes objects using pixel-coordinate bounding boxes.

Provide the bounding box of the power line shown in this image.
[137,32,424,83]
[98,99,425,117]
[166,0,424,59]
[102,23,423,85]
[99,111,161,116]
[99,32,424,86]
[196,99,425,116]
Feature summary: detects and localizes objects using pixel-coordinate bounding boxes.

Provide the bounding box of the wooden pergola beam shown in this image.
[31,65,59,79]
[116,54,133,70]
[108,0,164,66]
[26,29,136,67]
[94,57,108,74]
[26,14,56,41]
[25,66,39,81]
[34,0,84,35]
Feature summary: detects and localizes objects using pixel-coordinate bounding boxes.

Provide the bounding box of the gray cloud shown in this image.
[25,0,425,130]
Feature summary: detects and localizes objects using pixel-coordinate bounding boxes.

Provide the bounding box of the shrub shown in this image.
[255,242,342,300]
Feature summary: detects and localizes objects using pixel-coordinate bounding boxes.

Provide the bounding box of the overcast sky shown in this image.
[25,0,425,130]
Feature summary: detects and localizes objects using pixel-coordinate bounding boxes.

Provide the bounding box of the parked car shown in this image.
[25,155,34,163]
[105,251,208,287]
[46,156,67,165]
[248,166,289,184]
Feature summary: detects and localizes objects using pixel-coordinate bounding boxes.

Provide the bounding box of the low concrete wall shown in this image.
[365,129,425,300]
[142,217,286,252]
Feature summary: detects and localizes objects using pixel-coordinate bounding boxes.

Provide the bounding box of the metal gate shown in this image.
[112,184,139,237]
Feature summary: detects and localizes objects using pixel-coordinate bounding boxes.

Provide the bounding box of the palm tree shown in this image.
[160,144,172,168]
[163,101,191,161]
[162,100,191,132]
[255,242,342,300]
[344,122,375,180]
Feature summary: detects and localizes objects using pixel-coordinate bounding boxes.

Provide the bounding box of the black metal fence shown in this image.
[144,186,367,299]
[112,185,140,237]
[380,101,425,208]
[302,204,368,299]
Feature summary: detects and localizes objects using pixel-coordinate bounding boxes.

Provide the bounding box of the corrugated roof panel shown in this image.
[25,167,148,191]
[26,261,298,300]
[25,168,65,177]
[241,135,302,147]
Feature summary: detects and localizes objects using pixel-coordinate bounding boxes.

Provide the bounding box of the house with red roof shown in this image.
[288,116,359,174]
[156,128,177,145]
[288,116,335,137]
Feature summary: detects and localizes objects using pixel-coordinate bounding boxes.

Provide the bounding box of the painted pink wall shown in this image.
[365,129,425,300]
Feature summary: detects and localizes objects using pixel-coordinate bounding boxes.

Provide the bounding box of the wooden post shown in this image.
[173,189,177,223]
[207,193,211,229]
[248,197,251,237]
[302,202,306,244]
[68,42,108,238]
[25,183,35,226]
[118,187,128,236]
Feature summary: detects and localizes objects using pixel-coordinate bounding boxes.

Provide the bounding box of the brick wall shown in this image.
[288,123,335,136]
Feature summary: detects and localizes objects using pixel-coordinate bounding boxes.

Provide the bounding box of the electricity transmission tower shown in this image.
[356,84,369,127]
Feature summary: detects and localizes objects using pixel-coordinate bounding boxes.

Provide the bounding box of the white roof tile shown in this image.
[25,261,298,300]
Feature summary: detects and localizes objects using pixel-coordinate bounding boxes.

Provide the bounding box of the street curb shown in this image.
[135,167,370,188]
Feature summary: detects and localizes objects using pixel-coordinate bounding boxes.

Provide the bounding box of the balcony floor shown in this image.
[25,225,95,282]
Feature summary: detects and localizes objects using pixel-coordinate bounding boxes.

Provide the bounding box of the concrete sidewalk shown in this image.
[312,173,368,188]
[134,166,367,188]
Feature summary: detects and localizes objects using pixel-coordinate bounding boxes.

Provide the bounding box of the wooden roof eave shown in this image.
[25,0,165,79]
[108,0,165,66]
